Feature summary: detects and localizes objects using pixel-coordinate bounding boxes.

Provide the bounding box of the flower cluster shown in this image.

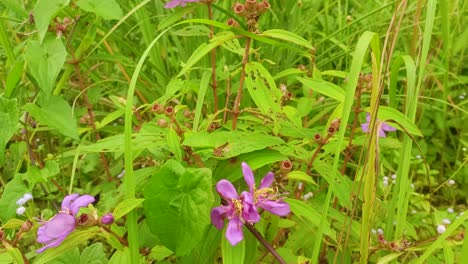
[164,0,200,8]
[361,113,396,138]
[36,194,95,253]
[211,162,290,245]
[16,193,33,216]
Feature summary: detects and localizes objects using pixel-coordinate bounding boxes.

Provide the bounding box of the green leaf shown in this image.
[4,244,24,264]
[262,29,313,49]
[113,198,145,220]
[33,0,70,42]
[143,160,214,256]
[167,127,182,161]
[1,218,24,229]
[49,248,80,264]
[22,160,60,185]
[0,174,28,222]
[76,0,123,20]
[80,243,108,264]
[297,77,345,102]
[4,59,24,98]
[25,38,67,95]
[23,95,79,140]
[177,31,236,77]
[183,131,284,159]
[0,97,18,165]
[287,171,317,185]
[245,62,282,115]
[286,199,336,240]
[222,233,245,264]
[34,228,100,264]
[366,106,423,136]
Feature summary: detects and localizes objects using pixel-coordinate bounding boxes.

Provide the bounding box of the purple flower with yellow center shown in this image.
[361,113,396,138]
[164,0,200,8]
[242,162,290,216]
[36,194,95,253]
[211,180,260,246]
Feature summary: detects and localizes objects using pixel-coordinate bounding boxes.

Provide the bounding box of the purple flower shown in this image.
[242,162,291,216]
[361,113,396,138]
[100,213,114,225]
[211,162,291,246]
[36,194,95,253]
[164,0,200,8]
[211,180,260,246]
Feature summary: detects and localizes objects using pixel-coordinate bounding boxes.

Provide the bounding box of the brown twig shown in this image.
[231,37,251,130]
[245,223,286,264]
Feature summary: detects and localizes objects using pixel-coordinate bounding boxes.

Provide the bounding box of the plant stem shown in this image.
[207,2,218,113]
[231,37,251,130]
[245,223,286,264]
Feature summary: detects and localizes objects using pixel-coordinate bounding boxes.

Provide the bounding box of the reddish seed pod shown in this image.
[280,160,293,173]
[245,0,257,11]
[208,123,218,132]
[164,106,174,117]
[183,109,192,118]
[257,0,271,15]
[20,220,33,233]
[233,3,245,16]
[152,103,164,114]
[227,18,239,28]
[313,133,322,142]
[327,127,336,135]
[77,214,89,226]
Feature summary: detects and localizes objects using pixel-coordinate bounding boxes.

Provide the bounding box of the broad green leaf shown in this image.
[177,31,236,77]
[113,198,144,220]
[25,38,67,95]
[245,62,282,115]
[49,248,80,264]
[0,97,18,165]
[287,171,317,185]
[77,0,122,20]
[274,68,305,80]
[1,218,24,229]
[376,253,404,264]
[167,127,182,161]
[286,199,336,240]
[23,95,79,140]
[22,160,60,185]
[34,228,100,264]
[33,0,69,42]
[222,233,245,264]
[5,59,24,98]
[183,131,284,159]
[364,106,423,136]
[143,160,214,256]
[0,174,28,222]
[80,243,108,264]
[298,77,345,102]
[193,71,210,131]
[262,29,313,49]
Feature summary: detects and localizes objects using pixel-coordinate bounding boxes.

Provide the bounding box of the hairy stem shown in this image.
[245,223,286,264]
[231,37,251,130]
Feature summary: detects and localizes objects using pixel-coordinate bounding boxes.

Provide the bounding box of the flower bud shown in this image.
[100,213,114,225]
[20,220,33,233]
[313,133,322,143]
[183,109,192,118]
[157,118,168,128]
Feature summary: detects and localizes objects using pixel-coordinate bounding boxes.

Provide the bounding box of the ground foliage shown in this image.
[0,0,467,263]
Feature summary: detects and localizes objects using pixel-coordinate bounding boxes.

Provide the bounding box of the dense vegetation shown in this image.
[0,0,466,263]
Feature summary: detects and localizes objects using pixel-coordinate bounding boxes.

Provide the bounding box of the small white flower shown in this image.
[442,218,451,225]
[16,206,26,215]
[411,209,417,214]
[371,228,377,234]
[416,155,422,159]
[377,228,384,234]
[436,225,446,234]
[117,170,125,179]
[383,180,389,187]
[297,182,303,190]
[459,95,465,99]
[302,192,314,201]
[383,176,389,181]
[448,180,455,185]
[462,147,467,152]
[22,193,33,202]
[16,197,26,206]
[391,174,397,179]
[447,208,454,213]
[410,183,415,189]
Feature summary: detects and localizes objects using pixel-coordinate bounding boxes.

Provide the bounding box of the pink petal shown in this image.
[240,192,260,223]
[378,128,387,138]
[226,217,244,246]
[164,0,181,8]
[361,123,369,133]
[382,123,396,132]
[36,235,68,253]
[259,172,274,189]
[216,180,239,200]
[61,194,79,211]
[366,113,371,123]
[259,200,291,216]
[211,206,227,230]
[40,213,75,240]
[242,162,255,193]
[69,195,95,216]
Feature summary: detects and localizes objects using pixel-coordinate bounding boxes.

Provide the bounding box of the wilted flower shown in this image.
[100,213,114,225]
[361,113,396,137]
[36,194,95,253]
[164,0,200,8]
